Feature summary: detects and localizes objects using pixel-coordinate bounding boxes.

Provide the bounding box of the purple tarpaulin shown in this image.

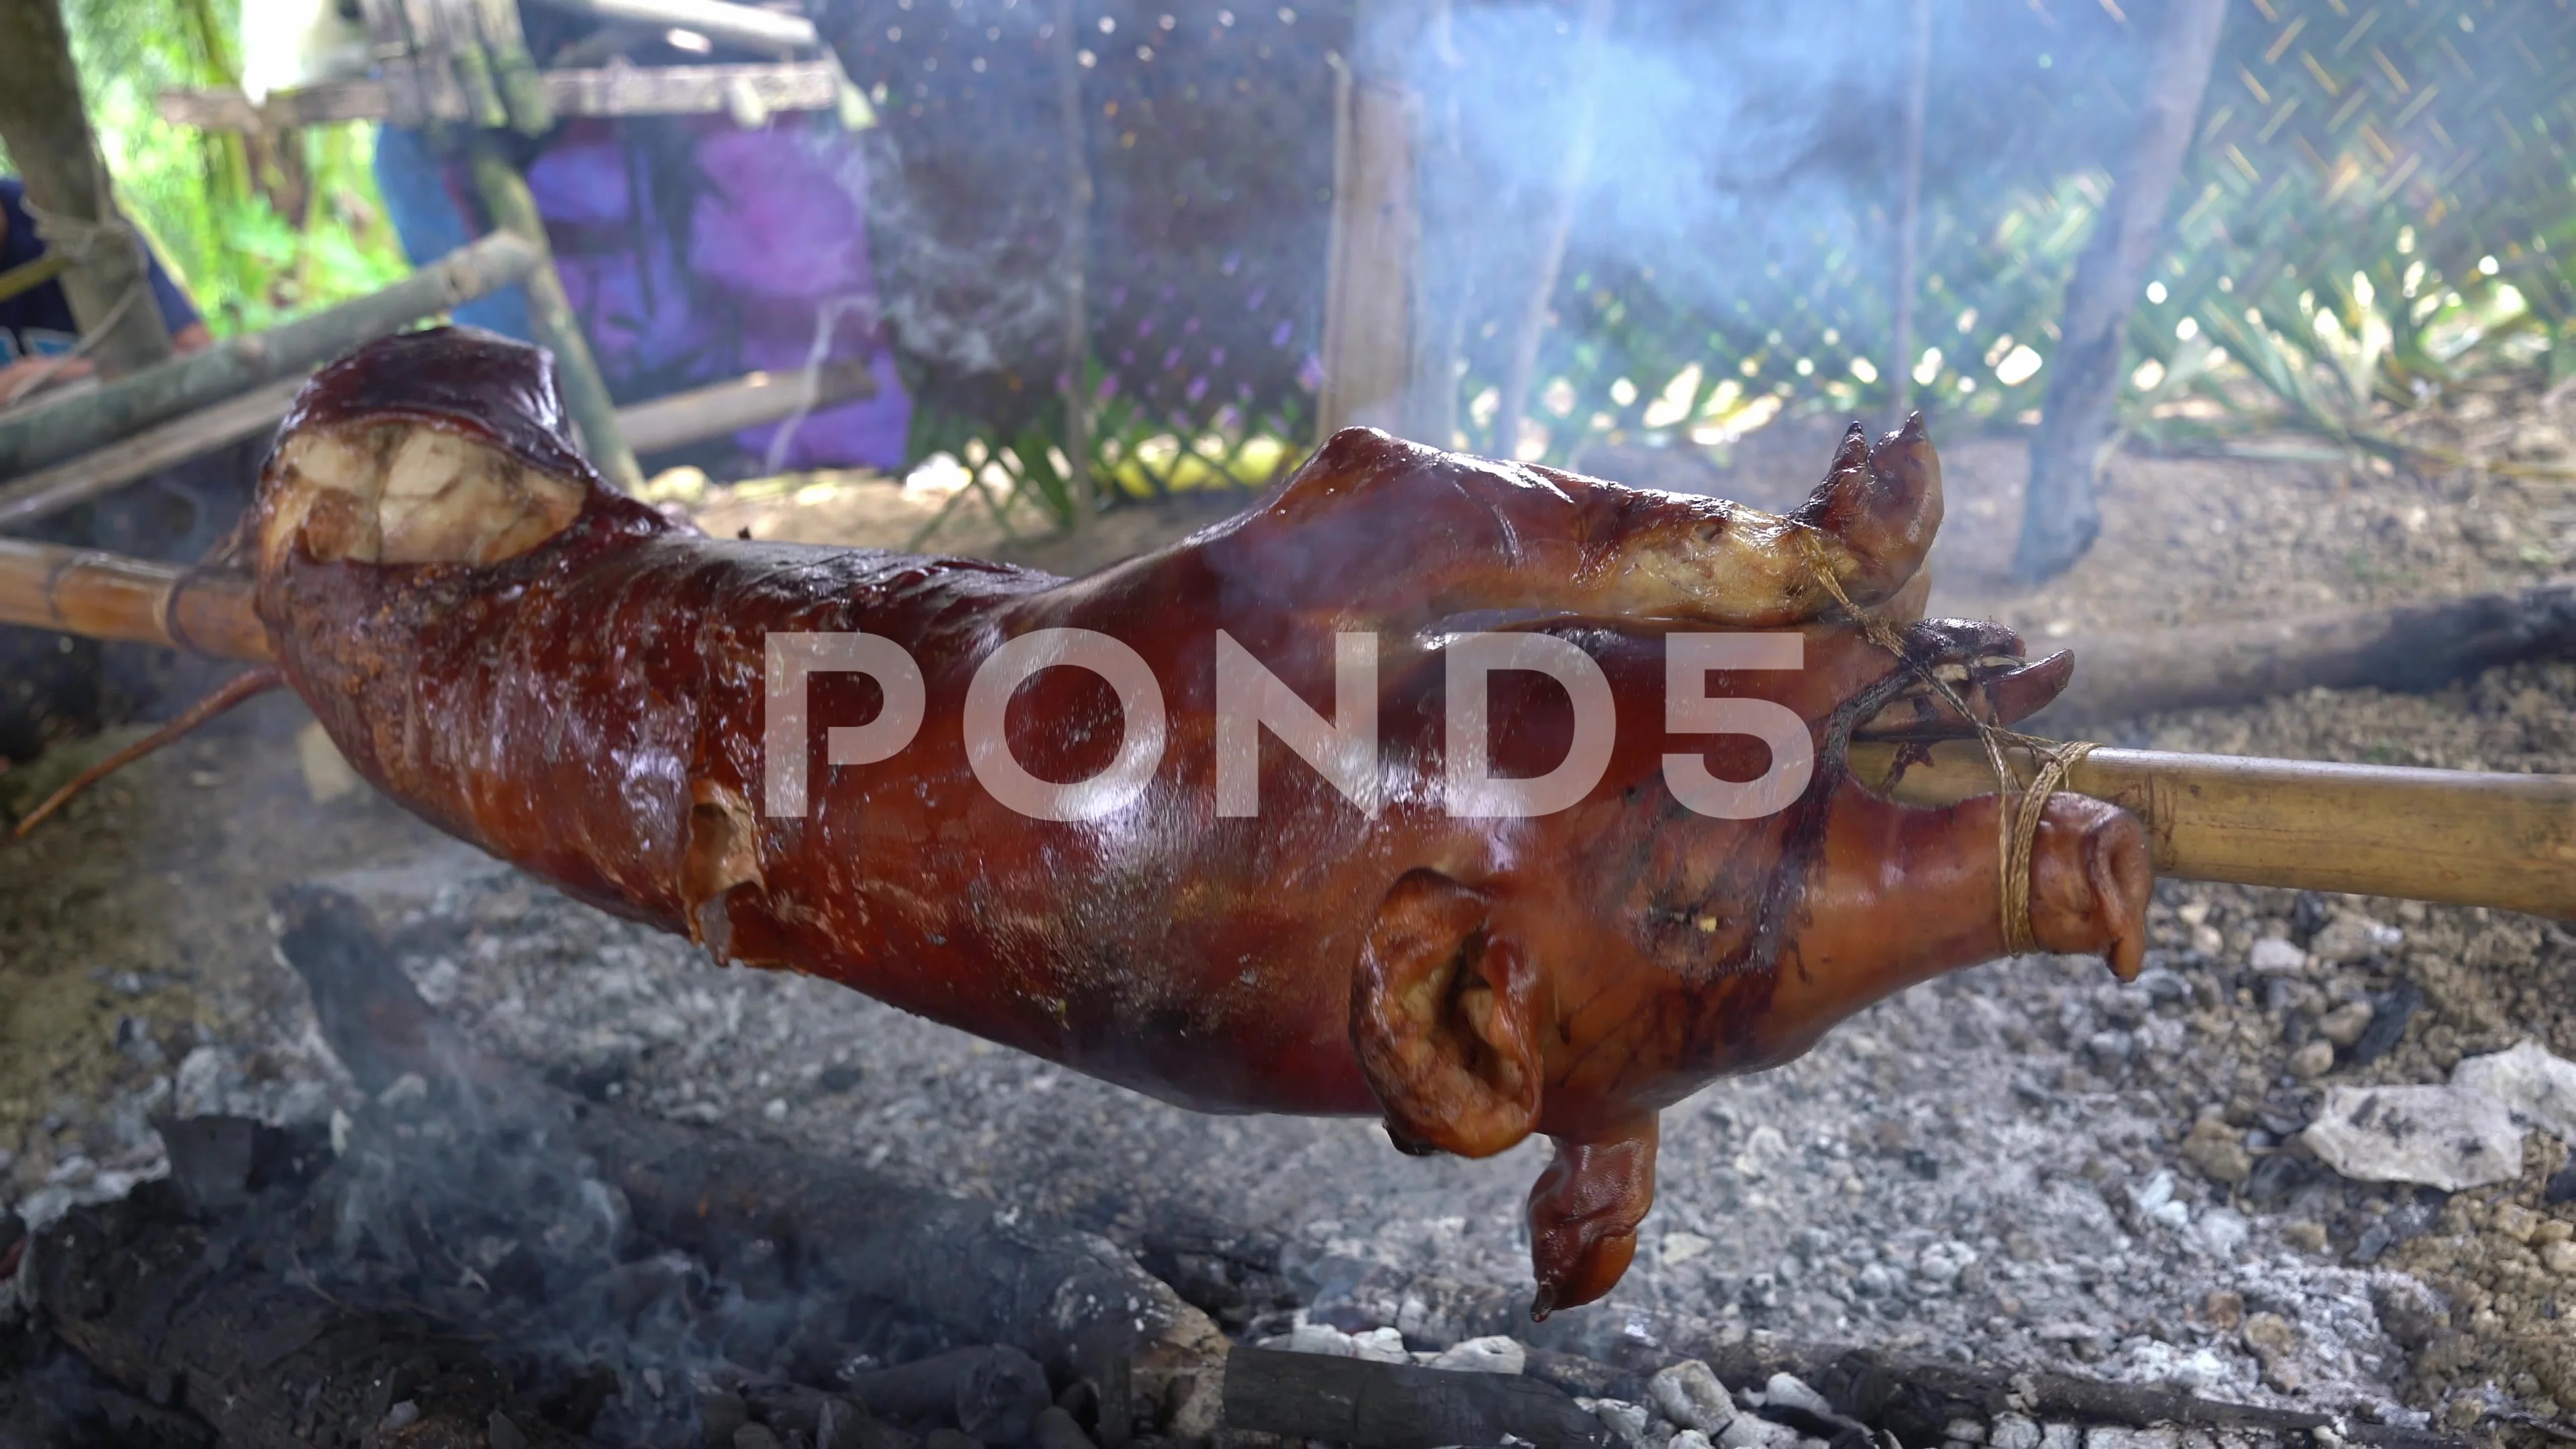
[477,115,911,473]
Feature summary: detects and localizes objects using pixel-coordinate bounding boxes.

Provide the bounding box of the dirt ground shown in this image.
[2,384,2571,1438]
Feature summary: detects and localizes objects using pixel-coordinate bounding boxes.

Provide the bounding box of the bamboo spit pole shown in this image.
[1849,739,2576,922]
[0,539,268,662]
[2,537,2569,922]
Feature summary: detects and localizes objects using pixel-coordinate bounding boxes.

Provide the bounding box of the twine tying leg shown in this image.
[1799,529,2098,956]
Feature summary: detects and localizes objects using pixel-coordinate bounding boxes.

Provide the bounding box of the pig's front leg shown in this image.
[1527,1112,1658,1319]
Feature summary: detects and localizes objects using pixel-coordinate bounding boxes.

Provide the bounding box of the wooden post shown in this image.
[1316,1,1426,441]
[1493,0,1610,462]
[1053,0,1095,529]
[2012,0,2227,581]
[0,0,176,378]
[466,140,644,491]
[1886,0,1931,429]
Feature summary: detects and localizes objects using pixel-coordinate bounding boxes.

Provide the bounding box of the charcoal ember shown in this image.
[1135,1220,1295,1331]
[745,1379,916,1449]
[1523,1348,1649,1405]
[156,1114,258,1216]
[843,1345,1051,1442]
[2348,981,2424,1066]
[1032,1403,1098,1448]
[2243,1149,2318,1211]
[2549,1159,2576,1205]
[28,1183,582,1447]
[702,1387,752,1441]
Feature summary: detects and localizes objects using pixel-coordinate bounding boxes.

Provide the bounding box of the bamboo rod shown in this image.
[0,362,874,536]
[0,538,268,661]
[466,141,643,492]
[4,531,2569,921]
[1850,739,2576,921]
[0,376,307,531]
[0,231,541,480]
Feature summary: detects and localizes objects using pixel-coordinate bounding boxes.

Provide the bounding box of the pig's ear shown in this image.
[1351,869,1546,1159]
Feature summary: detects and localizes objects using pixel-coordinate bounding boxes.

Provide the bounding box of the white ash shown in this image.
[282,853,2443,1428]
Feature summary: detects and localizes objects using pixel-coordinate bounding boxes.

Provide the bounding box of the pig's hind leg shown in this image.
[1205,419,1942,632]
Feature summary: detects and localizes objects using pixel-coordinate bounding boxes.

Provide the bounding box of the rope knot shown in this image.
[1797,526,2097,957]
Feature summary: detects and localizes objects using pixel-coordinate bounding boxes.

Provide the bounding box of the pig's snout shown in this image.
[2028,794,2152,980]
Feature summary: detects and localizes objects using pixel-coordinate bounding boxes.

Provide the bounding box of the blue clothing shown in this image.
[0,178,201,362]
[370,125,535,339]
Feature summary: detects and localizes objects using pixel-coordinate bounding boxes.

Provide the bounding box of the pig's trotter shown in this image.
[1526,1114,1658,1320]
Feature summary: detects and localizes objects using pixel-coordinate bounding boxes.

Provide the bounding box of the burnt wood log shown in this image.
[1220,1345,1612,1448]
[24,1183,580,1448]
[2049,580,2576,722]
[838,1345,1051,1442]
[268,847,1228,1438]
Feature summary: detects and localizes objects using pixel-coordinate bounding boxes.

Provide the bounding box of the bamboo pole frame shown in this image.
[465,140,644,492]
[0,231,542,481]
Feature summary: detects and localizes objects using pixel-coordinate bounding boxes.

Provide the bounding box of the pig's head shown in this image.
[1340,423,2152,1317]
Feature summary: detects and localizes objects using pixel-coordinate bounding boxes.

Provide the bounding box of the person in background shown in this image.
[0,175,214,404]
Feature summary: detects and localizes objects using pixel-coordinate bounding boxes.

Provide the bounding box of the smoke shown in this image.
[864,129,1074,380]
[1400,0,2154,396]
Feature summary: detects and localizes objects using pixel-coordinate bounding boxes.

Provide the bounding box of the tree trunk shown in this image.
[2012,0,2227,581]
[2047,580,2576,721]
[0,0,177,379]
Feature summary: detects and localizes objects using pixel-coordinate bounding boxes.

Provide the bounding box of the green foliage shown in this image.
[2109,0,2576,447]
[38,0,411,339]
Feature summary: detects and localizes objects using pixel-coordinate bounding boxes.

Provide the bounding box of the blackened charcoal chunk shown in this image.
[2348,981,2423,1066]
[2243,1151,2316,1212]
[1032,1405,1098,1448]
[159,1116,259,1217]
[2545,1159,2576,1205]
[702,1389,752,1442]
[846,1347,1048,1444]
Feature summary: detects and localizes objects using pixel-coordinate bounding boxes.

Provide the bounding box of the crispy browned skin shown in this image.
[252,329,2151,1315]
